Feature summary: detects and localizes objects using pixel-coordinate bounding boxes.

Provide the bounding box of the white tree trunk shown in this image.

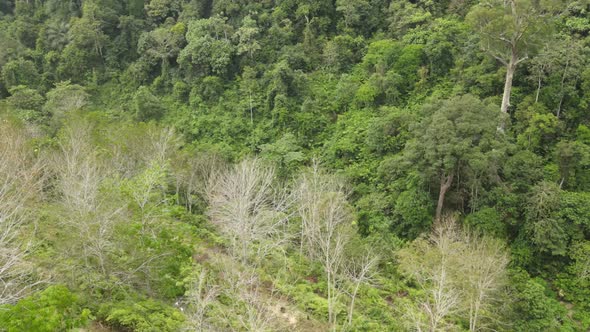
[501,54,517,115]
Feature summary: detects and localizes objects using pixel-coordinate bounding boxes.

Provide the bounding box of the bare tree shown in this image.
[398,216,509,331]
[107,124,180,178]
[343,250,379,328]
[0,120,44,304]
[211,255,286,332]
[126,161,168,233]
[206,158,291,264]
[53,120,104,214]
[147,126,179,165]
[183,268,219,332]
[51,120,125,279]
[426,219,462,332]
[460,232,509,331]
[295,162,354,330]
[398,217,463,332]
[173,152,225,213]
[49,118,184,296]
[233,271,283,332]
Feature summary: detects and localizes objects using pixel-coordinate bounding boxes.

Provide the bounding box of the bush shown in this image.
[392,188,433,238]
[464,207,506,238]
[99,299,185,332]
[0,286,91,332]
[133,86,166,121]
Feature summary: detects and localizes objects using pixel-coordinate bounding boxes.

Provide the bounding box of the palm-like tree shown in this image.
[45,21,70,50]
[44,0,81,19]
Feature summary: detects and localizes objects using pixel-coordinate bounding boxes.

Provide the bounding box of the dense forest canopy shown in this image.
[0,0,589,331]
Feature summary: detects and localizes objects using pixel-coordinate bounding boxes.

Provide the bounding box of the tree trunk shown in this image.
[470,296,481,332]
[535,73,542,103]
[435,173,454,221]
[327,266,337,332]
[348,283,361,326]
[249,90,254,125]
[500,53,517,114]
[556,58,570,119]
[161,57,169,78]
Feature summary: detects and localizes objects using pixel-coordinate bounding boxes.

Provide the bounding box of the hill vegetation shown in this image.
[0,0,589,331]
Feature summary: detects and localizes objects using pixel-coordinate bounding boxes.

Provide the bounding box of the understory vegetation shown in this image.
[0,0,589,331]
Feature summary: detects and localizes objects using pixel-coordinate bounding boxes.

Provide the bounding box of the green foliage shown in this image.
[466,0,556,63]
[260,132,305,177]
[133,86,166,121]
[509,269,574,331]
[1,58,40,90]
[0,286,91,332]
[555,241,590,315]
[1,0,590,329]
[524,182,589,256]
[7,86,44,111]
[44,81,89,115]
[464,207,506,238]
[403,18,469,77]
[179,16,235,77]
[137,23,185,78]
[6,85,46,122]
[388,0,432,37]
[365,107,415,154]
[560,191,590,234]
[355,192,391,235]
[100,299,185,332]
[525,181,569,255]
[287,283,331,319]
[504,150,544,192]
[517,112,561,154]
[145,0,182,22]
[236,15,261,59]
[555,140,590,190]
[323,35,365,73]
[392,188,433,238]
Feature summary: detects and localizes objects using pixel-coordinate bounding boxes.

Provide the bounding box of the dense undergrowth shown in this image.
[0,0,590,331]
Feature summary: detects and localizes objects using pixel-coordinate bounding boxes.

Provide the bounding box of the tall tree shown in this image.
[467,0,560,115]
[527,35,587,118]
[235,15,261,59]
[145,0,182,23]
[137,22,185,78]
[178,15,235,77]
[404,95,505,220]
[44,21,70,51]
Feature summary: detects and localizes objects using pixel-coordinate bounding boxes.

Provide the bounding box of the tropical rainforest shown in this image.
[0,0,589,331]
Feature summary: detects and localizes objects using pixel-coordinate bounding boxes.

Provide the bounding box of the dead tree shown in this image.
[0,120,45,304]
[206,158,291,264]
[295,162,354,330]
